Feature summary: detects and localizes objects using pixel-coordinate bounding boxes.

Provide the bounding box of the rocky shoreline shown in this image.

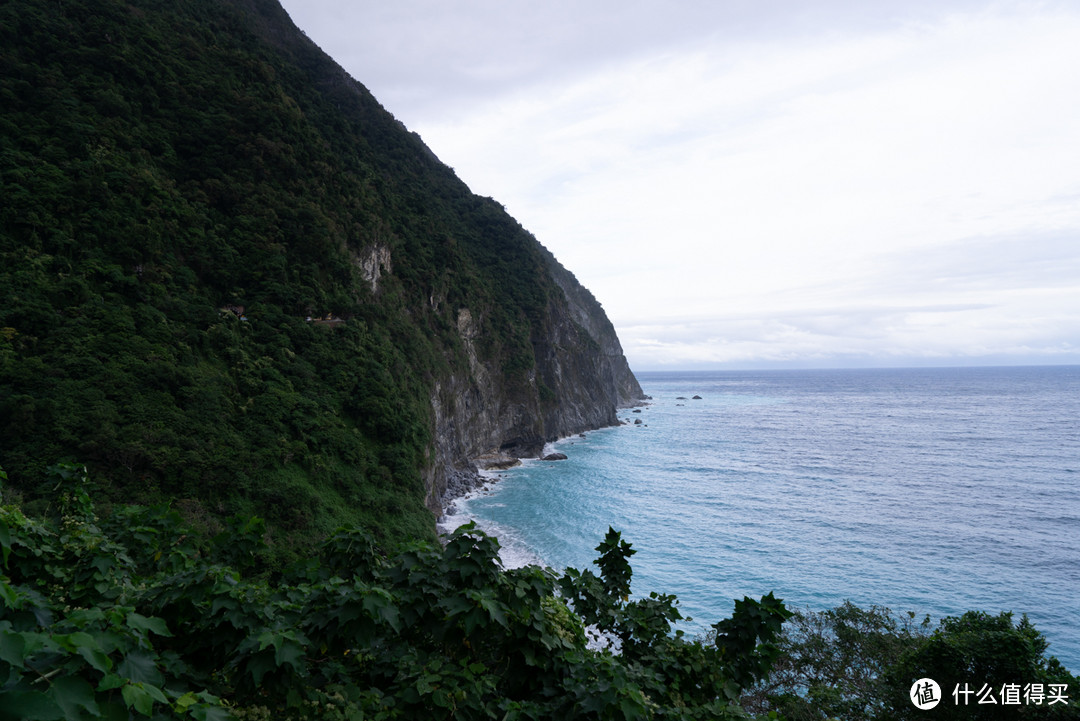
[436,401,652,525]
[436,450,533,523]
[437,465,487,521]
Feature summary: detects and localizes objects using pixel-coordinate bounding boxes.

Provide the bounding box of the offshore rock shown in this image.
[472,452,523,472]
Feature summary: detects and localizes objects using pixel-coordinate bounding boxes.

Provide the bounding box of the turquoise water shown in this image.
[445,366,1080,669]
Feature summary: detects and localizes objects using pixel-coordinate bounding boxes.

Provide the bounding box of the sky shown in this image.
[278,0,1080,370]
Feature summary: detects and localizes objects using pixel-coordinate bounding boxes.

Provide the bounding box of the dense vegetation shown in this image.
[3,0,1076,716]
[3,464,1075,719]
[746,603,1078,720]
[0,463,792,719]
[0,0,572,550]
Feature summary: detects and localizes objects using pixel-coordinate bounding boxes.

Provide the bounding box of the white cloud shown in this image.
[410,4,1080,367]
[281,0,1080,368]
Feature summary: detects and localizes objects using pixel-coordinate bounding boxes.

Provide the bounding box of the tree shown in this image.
[744,602,930,720]
[748,603,1079,720]
[886,611,1079,720]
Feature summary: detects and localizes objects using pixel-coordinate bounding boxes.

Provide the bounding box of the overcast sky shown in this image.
[278,0,1080,370]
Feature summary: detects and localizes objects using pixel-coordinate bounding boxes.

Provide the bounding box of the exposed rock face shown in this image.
[540,250,645,409]
[354,244,392,293]
[246,0,649,520]
[427,284,645,514]
[474,454,522,471]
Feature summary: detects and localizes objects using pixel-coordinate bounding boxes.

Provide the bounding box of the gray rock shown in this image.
[473,452,522,471]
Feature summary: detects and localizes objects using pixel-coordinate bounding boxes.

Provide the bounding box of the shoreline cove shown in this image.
[436,396,651,532]
[436,428,625,563]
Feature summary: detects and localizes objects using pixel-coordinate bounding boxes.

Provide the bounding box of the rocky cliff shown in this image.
[427,256,644,513]
[0,0,644,543]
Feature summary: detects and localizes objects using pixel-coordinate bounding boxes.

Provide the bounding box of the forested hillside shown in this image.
[3,2,1078,719]
[0,0,642,551]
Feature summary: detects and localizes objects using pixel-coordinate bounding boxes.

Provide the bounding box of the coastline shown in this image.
[437,390,653,528]
[435,460,551,569]
[435,421,628,542]
[446,367,1080,670]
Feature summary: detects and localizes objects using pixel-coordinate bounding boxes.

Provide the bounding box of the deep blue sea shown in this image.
[443,366,1080,669]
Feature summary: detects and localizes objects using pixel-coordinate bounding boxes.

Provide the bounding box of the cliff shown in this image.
[428,252,644,512]
[0,0,643,545]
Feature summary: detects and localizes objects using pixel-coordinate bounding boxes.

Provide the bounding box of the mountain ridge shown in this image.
[0,0,643,548]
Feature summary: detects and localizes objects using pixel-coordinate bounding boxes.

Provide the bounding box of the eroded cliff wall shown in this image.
[426,270,645,513]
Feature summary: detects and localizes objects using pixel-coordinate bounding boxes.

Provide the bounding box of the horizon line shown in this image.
[631,360,1080,373]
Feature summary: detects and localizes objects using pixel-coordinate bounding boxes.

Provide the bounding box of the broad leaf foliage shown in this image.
[0,464,789,719]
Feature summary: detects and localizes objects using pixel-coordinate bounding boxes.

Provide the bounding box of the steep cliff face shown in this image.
[426,273,644,512]
[540,251,646,410]
[0,0,644,542]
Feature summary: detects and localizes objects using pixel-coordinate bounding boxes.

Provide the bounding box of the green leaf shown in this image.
[16,631,54,658]
[362,589,402,632]
[440,596,472,617]
[51,629,112,674]
[125,612,172,638]
[479,596,508,629]
[176,692,233,721]
[121,682,164,717]
[245,652,276,687]
[190,706,234,721]
[64,608,106,628]
[117,649,163,685]
[97,673,126,691]
[0,690,65,721]
[619,695,648,721]
[0,521,11,568]
[0,629,26,666]
[174,691,200,710]
[256,630,306,673]
[53,632,95,653]
[275,637,305,671]
[74,640,113,674]
[143,683,168,704]
[0,578,19,608]
[47,676,101,721]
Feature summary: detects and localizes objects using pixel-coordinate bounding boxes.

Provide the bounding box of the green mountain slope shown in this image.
[0,0,642,550]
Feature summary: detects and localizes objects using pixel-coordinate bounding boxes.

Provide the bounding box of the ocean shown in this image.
[442,365,1080,670]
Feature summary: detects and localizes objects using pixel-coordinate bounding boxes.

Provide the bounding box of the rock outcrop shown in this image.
[426,277,645,513]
